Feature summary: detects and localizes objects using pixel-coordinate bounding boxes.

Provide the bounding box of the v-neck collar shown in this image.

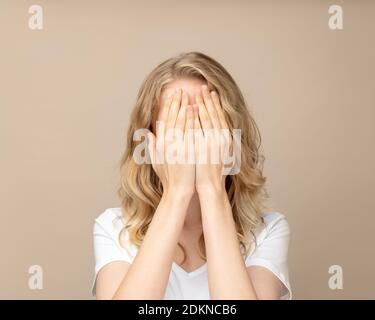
[172,262,207,278]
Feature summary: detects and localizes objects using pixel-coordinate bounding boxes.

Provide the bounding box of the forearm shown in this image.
[200,188,258,300]
[113,190,192,299]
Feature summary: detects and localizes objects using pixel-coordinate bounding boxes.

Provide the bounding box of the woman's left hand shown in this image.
[193,85,233,196]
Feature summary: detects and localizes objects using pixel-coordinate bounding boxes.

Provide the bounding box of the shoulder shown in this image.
[92,208,135,293]
[261,211,290,234]
[253,211,290,244]
[93,207,127,238]
[247,211,292,299]
[95,207,123,225]
[93,207,137,259]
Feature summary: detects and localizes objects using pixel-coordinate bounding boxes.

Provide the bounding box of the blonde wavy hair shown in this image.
[118,52,268,263]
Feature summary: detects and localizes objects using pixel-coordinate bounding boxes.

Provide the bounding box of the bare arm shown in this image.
[199,189,282,299]
[200,189,258,299]
[194,85,283,299]
[96,89,196,299]
[111,191,192,299]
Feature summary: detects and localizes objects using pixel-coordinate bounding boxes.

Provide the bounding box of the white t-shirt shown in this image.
[92,207,292,299]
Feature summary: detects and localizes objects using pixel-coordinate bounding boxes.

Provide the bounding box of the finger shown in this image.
[193,104,204,163]
[210,90,228,129]
[157,92,174,124]
[202,85,220,129]
[181,89,188,109]
[175,90,188,131]
[195,89,212,130]
[193,104,203,135]
[211,92,231,159]
[184,105,195,164]
[185,104,194,134]
[175,101,186,132]
[167,88,182,130]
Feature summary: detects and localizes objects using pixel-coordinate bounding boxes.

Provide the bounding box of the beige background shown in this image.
[1,0,374,299]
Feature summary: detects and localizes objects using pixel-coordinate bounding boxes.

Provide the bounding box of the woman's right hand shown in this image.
[147,88,196,196]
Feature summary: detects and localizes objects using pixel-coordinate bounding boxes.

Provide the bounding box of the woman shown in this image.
[92,52,291,300]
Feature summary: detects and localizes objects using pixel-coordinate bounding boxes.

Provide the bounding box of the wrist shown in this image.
[196,182,226,198]
[162,187,194,203]
[198,185,233,224]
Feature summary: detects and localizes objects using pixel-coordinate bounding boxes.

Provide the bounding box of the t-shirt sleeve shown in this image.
[92,209,134,295]
[245,213,292,299]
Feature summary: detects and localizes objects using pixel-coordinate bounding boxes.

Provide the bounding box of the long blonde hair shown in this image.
[118,52,267,262]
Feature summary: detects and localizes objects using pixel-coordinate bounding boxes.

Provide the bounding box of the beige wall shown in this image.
[1,0,374,299]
